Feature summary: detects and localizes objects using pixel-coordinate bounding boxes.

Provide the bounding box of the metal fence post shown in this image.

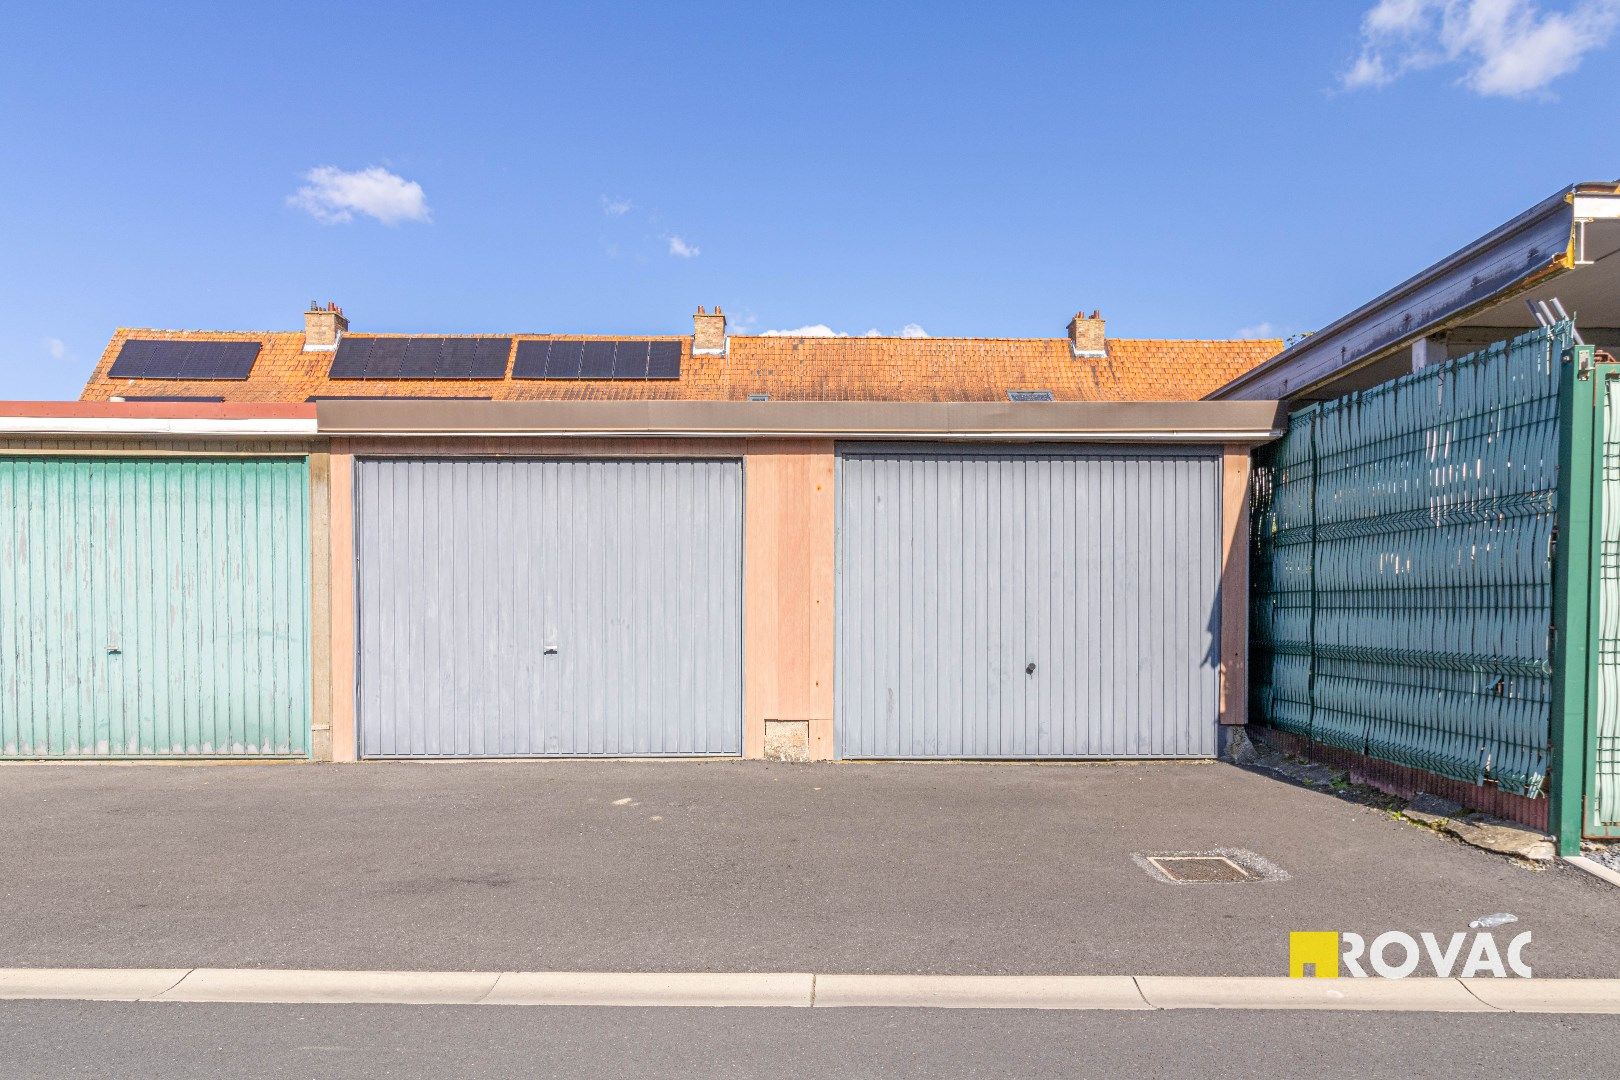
[1551,343,1597,855]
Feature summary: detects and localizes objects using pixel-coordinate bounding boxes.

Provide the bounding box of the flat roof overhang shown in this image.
[315,399,1286,444]
[1211,181,1620,401]
[0,402,318,436]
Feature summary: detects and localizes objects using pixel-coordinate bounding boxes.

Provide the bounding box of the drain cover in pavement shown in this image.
[1147,856,1251,882]
[1132,848,1290,884]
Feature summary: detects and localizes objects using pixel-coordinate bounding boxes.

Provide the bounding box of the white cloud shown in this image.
[759,323,930,338]
[1235,322,1277,338]
[667,235,700,258]
[725,309,759,333]
[45,337,69,361]
[1342,0,1619,97]
[601,195,633,216]
[761,324,844,337]
[289,166,431,225]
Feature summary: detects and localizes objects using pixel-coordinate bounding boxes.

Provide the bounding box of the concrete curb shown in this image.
[1564,855,1620,888]
[0,969,1618,1012]
[814,975,1150,1010]
[0,968,190,1002]
[484,972,813,1007]
[157,969,502,1005]
[1461,979,1620,1014]
[1133,976,1493,1012]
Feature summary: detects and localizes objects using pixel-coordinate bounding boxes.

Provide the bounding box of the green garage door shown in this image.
[0,457,311,758]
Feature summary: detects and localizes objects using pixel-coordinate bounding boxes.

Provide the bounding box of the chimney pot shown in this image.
[1067,310,1106,359]
[693,305,728,356]
[303,300,349,352]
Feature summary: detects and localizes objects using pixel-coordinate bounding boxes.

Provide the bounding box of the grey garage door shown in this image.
[355,458,743,757]
[836,445,1222,759]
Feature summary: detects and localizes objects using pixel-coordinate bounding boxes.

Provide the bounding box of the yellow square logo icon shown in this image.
[1289,932,1341,978]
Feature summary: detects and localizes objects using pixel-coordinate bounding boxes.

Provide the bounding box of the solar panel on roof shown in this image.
[510,339,682,380]
[548,340,584,378]
[612,340,650,378]
[549,341,583,378]
[646,341,682,379]
[392,338,435,377]
[578,340,616,379]
[510,340,545,378]
[1008,389,1054,402]
[439,338,509,379]
[328,337,511,379]
[107,340,261,380]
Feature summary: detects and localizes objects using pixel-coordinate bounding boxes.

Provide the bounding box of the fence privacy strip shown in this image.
[1251,323,1572,799]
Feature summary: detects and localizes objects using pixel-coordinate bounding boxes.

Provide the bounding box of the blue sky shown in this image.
[2,1,1616,400]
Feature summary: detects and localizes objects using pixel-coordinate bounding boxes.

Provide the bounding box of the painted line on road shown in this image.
[1,969,1618,1013]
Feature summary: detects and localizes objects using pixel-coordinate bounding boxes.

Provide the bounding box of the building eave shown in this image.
[0,402,318,437]
[1210,182,1620,401]
[316,399,1286,444]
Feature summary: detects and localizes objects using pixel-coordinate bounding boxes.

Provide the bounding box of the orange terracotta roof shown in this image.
[79,328,1281,404]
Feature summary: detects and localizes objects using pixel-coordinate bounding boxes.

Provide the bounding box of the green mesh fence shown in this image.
[1588,362,1620,833]
[1250,323,1572,798]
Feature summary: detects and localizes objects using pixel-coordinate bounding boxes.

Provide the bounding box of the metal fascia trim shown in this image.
[325,428,1280,442]
[0,418,318,436]
[1211,184,1583,400]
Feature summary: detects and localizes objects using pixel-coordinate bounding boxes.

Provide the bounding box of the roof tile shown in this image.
[81,329,1281,403]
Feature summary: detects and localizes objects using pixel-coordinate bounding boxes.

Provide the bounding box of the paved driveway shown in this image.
[0,760,1613,975]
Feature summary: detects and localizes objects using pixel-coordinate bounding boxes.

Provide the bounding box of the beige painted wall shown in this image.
[307,451,334,761]
[1219,445,1252,726]
[741,441,837,760]
[327,442,358,761]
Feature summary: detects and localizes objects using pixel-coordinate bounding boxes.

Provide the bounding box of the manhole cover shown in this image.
[1132,848,1290,884]
[1147,856,1251,882]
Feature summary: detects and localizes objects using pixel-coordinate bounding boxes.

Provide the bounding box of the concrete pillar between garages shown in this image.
[742,441,837,761]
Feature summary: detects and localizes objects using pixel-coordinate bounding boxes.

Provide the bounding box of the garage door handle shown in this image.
[1025,662,1036,675]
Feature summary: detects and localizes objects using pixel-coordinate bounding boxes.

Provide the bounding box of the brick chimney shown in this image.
[693,305,728,356]
[1067,310,1106,359]
[303,301,349,352]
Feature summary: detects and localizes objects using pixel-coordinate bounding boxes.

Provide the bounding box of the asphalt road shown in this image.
[0,1001,1613,1079]
[0,759,1614,976]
